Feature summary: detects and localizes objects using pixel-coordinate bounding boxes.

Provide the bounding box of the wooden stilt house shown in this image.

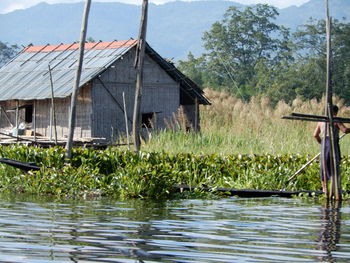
[0,40,210,143]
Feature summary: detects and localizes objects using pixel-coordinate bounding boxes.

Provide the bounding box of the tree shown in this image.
[201,4,292,100]
[293,19,350,103]
[178,5,350,105]
[0,41,19,66]
[177,52,207,88]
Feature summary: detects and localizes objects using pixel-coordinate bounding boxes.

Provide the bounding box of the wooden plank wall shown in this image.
[0,85,92,139]
[179,104,197,130]
[0,100,20,133]
[35,85,92,138]
[92,48,180,141]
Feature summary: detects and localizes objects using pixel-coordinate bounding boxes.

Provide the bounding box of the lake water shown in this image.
[0,194,349,263]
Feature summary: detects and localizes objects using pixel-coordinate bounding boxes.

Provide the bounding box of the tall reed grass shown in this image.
[144,89,350,155]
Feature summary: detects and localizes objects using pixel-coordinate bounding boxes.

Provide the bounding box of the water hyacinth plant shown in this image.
[0,144,346,199]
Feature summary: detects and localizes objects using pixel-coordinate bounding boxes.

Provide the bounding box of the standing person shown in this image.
[313,105,350,192]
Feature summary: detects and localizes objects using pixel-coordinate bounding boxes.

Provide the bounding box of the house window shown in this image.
[142,112,155,128]
[24,105,33,123]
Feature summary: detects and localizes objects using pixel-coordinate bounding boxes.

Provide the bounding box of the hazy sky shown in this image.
[0,0,310,14]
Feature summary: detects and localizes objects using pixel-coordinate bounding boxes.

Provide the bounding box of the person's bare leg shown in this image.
[322,180,327,193]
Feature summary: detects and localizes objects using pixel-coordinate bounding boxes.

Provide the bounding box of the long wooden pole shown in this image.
[132,0,148,152]
[321,0,330,198]
[324,0,341,200]
[65,0,91,160]
[194,97,199,132]
[48,65,57,144]
[33,101,36,143]
[15,100,19,141]
[123,92,130,150]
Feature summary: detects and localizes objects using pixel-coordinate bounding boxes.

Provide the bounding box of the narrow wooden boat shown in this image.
[0,158,40,172]
[174,184,323,198]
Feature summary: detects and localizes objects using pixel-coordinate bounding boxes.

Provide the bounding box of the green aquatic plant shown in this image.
[0,145,348,199]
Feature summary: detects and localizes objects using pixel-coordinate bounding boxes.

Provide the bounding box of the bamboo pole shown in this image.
[283,116,329,123]
[65,0,91,160]
[48,65,57,144]
[15,100,19,141]
[283,114,350,123]
[132,0,148,152]
[33,100,37,143]
[194,97,199,132]
[123,92,130,150]
[324,0,341,200]
[49,101,52,140]
[290,154,320,181]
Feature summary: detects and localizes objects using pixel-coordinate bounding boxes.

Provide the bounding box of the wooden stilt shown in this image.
[49,100,52,141]
[324,0,341,200]
[65,0,91,160]
[33,100,37,143]
[132,0,148,152]
[194,97,199,132]
[15,100,19,141]
[48,65,57,144]
[283,0,341,200]
[123,92,130,150]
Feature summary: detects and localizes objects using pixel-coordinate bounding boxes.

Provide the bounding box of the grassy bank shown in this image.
[143,89,350,155]
[0,145,349,199]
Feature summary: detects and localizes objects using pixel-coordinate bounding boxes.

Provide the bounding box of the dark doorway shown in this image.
[24,105,33,123]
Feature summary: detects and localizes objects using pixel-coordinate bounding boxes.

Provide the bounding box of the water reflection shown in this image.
[0,195,349,262]
[318,200,342,262]
[47,199,171,263]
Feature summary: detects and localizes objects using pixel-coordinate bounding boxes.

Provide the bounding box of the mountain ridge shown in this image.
[0,0,348,60]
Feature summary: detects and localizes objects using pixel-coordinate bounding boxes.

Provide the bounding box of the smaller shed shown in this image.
[0,39,210,143]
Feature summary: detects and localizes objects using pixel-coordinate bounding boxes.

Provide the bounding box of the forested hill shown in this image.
[0,0,349,60]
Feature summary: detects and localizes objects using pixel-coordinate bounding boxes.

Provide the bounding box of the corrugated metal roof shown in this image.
[0,39,138,101]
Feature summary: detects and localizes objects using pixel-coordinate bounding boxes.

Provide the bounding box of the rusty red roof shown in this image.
[0,39,139,100]
[0,39,210,105]
[22,40,138,53]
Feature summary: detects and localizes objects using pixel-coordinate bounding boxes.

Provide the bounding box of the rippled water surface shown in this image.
[0,194,349,262]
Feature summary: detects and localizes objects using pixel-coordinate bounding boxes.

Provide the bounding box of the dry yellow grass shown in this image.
[145,89,350,155]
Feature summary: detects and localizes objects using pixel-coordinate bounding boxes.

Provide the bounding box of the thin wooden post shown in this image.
[282,1,341,199]
[194,97,199,132]
[49,102,52,141]
[65,0,91,160]
[48,65,57,144]
[33,100,37,143]
[123,92,130,150]
[15,100,19,141]
[132,0,148,152]
[324,0,341,200]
